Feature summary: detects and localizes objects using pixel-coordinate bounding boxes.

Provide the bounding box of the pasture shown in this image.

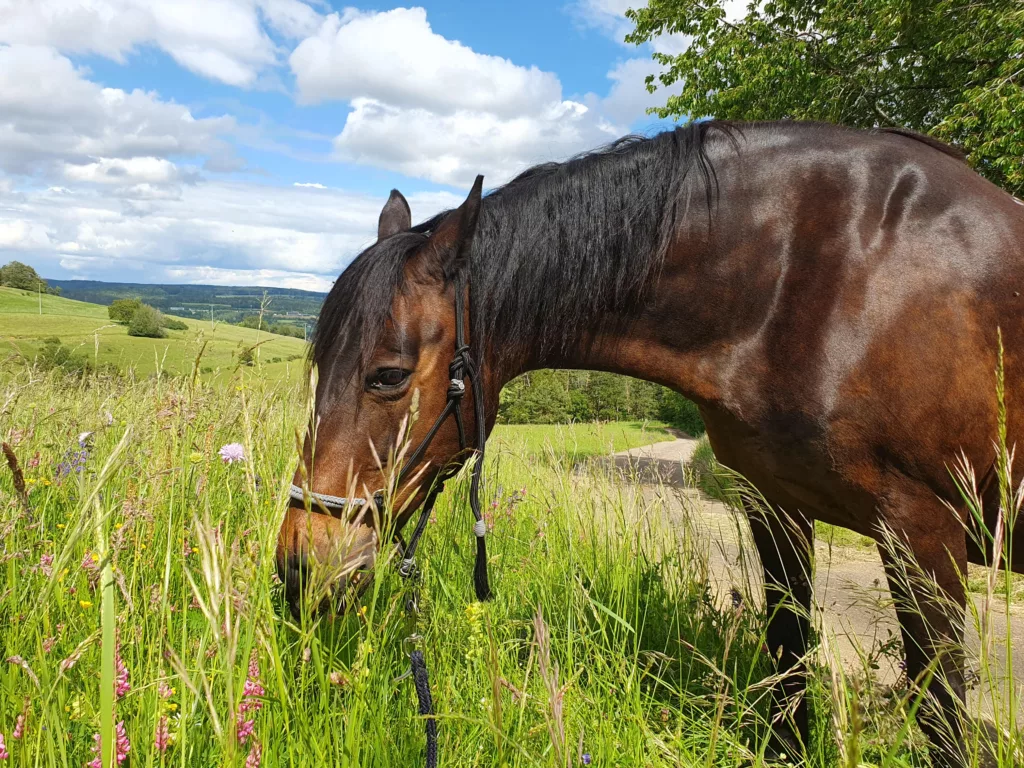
[0,288,307,383]
[1,365,1020,767]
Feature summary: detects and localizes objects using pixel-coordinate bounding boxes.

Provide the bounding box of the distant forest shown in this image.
[49,280,326,326]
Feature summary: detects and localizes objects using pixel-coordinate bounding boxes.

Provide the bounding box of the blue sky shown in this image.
[0,0,687,290]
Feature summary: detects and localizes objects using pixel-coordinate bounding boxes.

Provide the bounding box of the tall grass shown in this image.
[0,362,1020,766]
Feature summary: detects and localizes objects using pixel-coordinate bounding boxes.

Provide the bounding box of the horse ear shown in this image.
[378,189,411,241]
[421,175,483,279]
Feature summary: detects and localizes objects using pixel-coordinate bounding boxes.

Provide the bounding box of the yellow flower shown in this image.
[90,553,99,563]
[191,547,199,554]
[56,523,65,529]
[79,600,93,609]
[166,702,178,712]
[41,479,52,486]
[140,544,147,550]
[189,452,203,464]
[114,523,123,530]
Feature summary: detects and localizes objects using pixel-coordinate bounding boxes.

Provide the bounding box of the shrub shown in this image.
[658,391,706,436]
[36,338,92,377]
[162,316,188,331]
[127,304,166,338]
[271,323,305,339]
[108,298,143,324]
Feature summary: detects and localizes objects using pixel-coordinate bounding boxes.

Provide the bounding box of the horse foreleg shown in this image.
[877,490,969,768]
[748,503,815,761]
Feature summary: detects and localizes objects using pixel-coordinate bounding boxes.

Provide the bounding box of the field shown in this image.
[0,287,307,382]
[491,421,674,462]
[0,367,1021,768]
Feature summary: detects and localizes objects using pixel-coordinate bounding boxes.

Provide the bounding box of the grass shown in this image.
[491,420,674,463]
[0,365,1021,767]
[0,287,307,382]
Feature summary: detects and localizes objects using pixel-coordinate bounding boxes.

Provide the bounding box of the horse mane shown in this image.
[874,126,967,163]
[312,121,740,377]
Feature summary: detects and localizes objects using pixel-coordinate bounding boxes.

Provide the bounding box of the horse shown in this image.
[276,120,1024,767]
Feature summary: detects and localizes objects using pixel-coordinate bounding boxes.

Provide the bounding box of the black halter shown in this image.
[394,270,491,601]
[289,270,491,602]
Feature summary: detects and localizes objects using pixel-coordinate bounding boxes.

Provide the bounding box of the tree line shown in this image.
[0,261,60,294]
[498,369,705,435]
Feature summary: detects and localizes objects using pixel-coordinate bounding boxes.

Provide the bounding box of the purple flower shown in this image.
[0,732,8,759]
[582,754,591,765]
[218,443,245,465]
[115,646,130,698]
[245,740,262,768]
[154,716,170,753]
[88,721,130,767]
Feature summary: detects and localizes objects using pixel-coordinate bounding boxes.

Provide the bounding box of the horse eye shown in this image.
[369,368,410,389]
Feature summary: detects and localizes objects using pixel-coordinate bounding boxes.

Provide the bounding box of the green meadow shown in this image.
[0,287,307,383]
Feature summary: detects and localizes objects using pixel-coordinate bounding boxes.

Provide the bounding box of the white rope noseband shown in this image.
[289,483,366,512]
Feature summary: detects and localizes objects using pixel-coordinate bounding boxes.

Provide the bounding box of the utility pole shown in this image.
[37,280,42,315]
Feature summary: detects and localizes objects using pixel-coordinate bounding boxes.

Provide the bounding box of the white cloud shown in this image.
[0,0,323,87]
[291,8,562,117]
[333,98,618,187]
[0,45,236,193]
[1,180,464,285]
[293,182,327,189]
[599,57,683,127]
[289,7,677,187]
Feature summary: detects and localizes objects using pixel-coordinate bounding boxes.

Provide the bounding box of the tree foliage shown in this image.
[498,370,705,434]
[627,0,1024,193]
[127,304,166,338]
[108,298,143,324]
[0,261,56,292]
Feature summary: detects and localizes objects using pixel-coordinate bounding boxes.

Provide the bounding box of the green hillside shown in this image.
[0,286,308,382]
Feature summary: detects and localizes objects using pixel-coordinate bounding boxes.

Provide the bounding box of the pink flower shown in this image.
[236,718,255,744]
[0,732,8,760]
[39,553,53,577]
[158,681,174,699]
[245,740,262,768]
[87,721,130,767]
[81,552,98,572]
[154,717,170,753]
[12,715,24,741]
[114,647,130,698]
[218,443,245,464]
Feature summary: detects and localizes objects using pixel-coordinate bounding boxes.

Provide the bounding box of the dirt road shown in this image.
[609,436,1024,716]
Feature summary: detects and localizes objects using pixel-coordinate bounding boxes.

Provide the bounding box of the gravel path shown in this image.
[608,436,1024,717]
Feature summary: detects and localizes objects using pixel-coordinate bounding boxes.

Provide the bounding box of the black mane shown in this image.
[312,121,739,380]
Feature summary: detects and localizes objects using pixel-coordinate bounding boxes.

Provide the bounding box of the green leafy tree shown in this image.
[161,316,189,331]
[627,0,1024,193]
[127,304,166,338]
[238,315,271,331]
[0,261,49,292]
[271,323,306,339]
[108,298,143,324]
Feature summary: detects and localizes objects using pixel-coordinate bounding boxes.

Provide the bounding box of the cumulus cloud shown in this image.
[1,179,463,287]
[0,45,236,191]
[0,0,323,87]
[290,7,674,187]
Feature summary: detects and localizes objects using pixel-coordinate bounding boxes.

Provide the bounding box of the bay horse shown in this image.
[277,120,1024,766]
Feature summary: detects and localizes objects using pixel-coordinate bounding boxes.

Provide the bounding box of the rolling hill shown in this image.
[0,286,309,382]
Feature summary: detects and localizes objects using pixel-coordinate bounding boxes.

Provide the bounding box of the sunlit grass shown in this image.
[0,363,1020,766]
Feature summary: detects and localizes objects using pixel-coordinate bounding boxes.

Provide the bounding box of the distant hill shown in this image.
[0,286,308,382]
[48,279,327,325]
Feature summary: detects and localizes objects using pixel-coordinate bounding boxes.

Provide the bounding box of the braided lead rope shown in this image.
[410,650,438,768]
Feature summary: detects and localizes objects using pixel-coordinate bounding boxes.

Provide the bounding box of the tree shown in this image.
[109,298,143,324]
[0,261,48,292]
[238,315,271,331]
[627,0,1024,194]
[127,304,166,338]
[271,323,305,339]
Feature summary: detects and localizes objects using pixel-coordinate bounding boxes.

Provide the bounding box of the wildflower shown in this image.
[82,552,99,570]
[13,700,28,739]
[79,600,93,609]
[582,754,591,765]
[189,451,203,464]
[241,653,264,706]
[42,636,56,653]
[115,646,130,698]
[158,681,175,699]
[39,553,53,577]
[154,716,170,753]
[245,740,262,768]
[88,721,130,767]
[236,718,255,744]
[328,671,349,687]
[301,647,311,664]
[27,452,40,469]
[0,732,7,760]
[55,447,88,479]
[77,432,94,448]
[218,443,245,464]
